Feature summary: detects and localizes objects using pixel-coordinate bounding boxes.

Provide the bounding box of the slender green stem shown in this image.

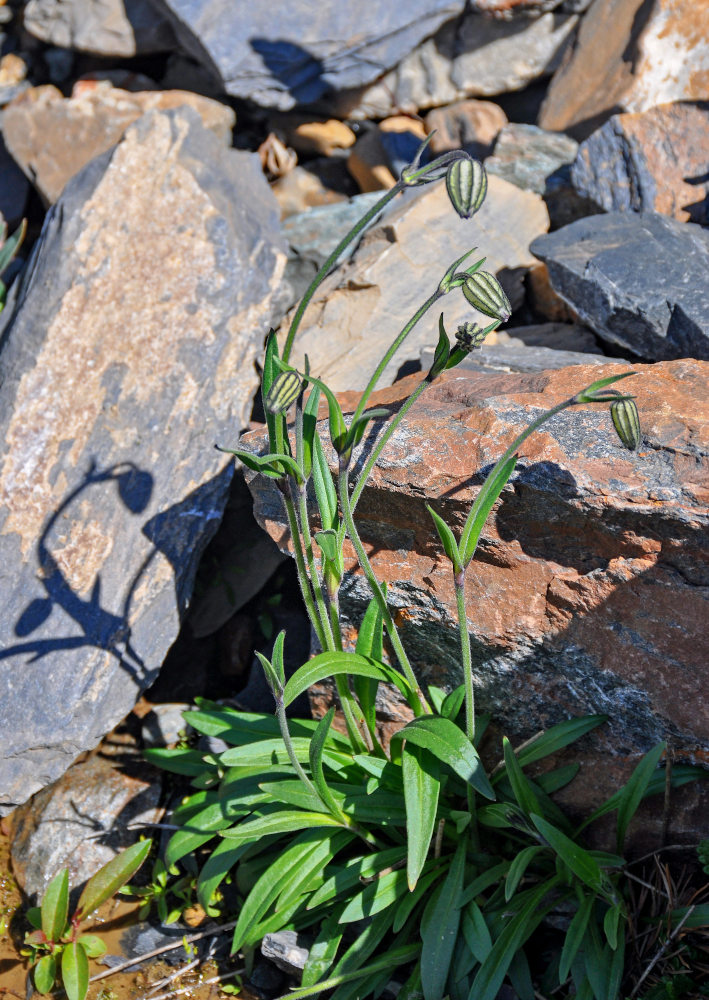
[282,184,404,364]
[455,574,474,743]
[351,373,431,515]
[338,465,428,715]
[275,694,320,800]
[351,289,442,426]
[282,487,327,652]
[297,484,335,649]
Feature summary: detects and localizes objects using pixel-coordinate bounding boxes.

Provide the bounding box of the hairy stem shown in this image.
[282,487,327,652]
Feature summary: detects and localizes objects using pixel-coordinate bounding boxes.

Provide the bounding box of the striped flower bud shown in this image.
[462,271,511,322]
[446,157,487,219]
[265,369,302,414]
[610,397,641,450]
[455,321,486,354]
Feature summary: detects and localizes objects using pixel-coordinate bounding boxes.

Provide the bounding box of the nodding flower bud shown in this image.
[610,397,641,450]
[455,322,487,354]
[462,271,511,322]
[446,157,487,219]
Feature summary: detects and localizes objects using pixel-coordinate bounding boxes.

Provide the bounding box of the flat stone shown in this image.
[425,99,508,160]
[8,754,162,899]
[343,11,578,119]
[571,101,709,223]
[3,82,235,204]
[271,166,349,219]
[242,359,709,831]
[530,212,709,360]
[279,174,550,392]
[149,0,468,110]
[0,107,287,814]
[261,929,310,975]
[539,0,709,138]
[24,0,177,56]
[486,124,578,195]
[421,332,608,374]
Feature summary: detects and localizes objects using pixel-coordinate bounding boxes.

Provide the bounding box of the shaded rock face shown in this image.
[243,360,708,782]
[3,82,236,204]
[0,107,287,815]
[570,101,709,223]
[344,11,578,119]
[279,174,550,392]
[539,0,709,138]
[531,212,709,361]
[149,1,468,110]
[24,0,177,57]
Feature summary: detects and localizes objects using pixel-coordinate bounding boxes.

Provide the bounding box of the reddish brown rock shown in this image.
[571,101,709,223]
[243,360,709,817]
[539,0,709,138]
[425,99,508,159]
[3,82,235,204]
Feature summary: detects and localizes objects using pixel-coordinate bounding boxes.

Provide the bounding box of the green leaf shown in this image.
[426,504,462,573]
[339,868,409,923]
[143,747,214,777]
[33,954,56,994]
[165,801,234,869]
[393,867,441,933]
[421,836,466,1000]
[302,910,344,988]
[459,862,509,907]
[603,901,623,950]
[309,709,348,821]
[669,903,709,930]
[221,809,344,843]
[262,328,281,452]
[312,431,338,531]
[332,909,395,978]
[308,376,348,454]
[75,840,151,920]
[469,879,559,1000]
[282,651,412,708]
[259,779,324,811]
[186,706,350,750]
[462,900,492,964]
[427,686,446,714]
[427,314,451,380]
[220,737,351,771]
[531,815,603,892]
[458,455,517,569]
[559,893,594,983]
[535,763,580,795]
[511,716,608,771]
[76,934,107,958]
[284,944,421,1000]
[300,383,321,480]
[441,685,466,721]
[307,846,406,910]
[41,868,69,942]
[346,408,389,452]
[314,529,339,563]
[575,371,635,403]
[62,941,89,1000]
[402,744,440,889]
[615,742,666,853]
[354,593,385,737]
[219,447,304,483]
[26,907,42,929]
[197,840,250,911]
[391,717,495,799]
[504,846,542,901]
[503,737,542,819]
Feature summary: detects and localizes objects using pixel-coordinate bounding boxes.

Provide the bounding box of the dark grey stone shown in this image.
[530,212,709,360]
[148,0,467,109]
[261,929,310,975]
[421,340,612,375]
[0,107,287,814]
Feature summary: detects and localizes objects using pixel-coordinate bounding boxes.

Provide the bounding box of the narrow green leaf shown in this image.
[393,867,441,933]
[259,779,324,811]
[262,329,280,451]
[62,941,89,1000]
[338,868,409,923]
[281,944,421,1000]
[221,809,343,843]
[575,371,635,402]
[502,737,542,819]
[421,837,466,1000]
[332,909,395,977]
[469,879,559,1000]
[427,314,451,380]
[391,717,495,800]
[507,949,534,1000]
[669,903,709,929]
[75,840,151,920]
[314,529,339,563]
[143,747,213,777]
[185,707,350,749]
[531,815,603,892]
[426,504,462,572]
[606,937,625,1000]
[459,861,509,907]
[41,868,69,942]
[512,716,608,771]
[0,219,26,276]
[354,593,385,737]
[441,685,466,722]
[220,737,351,771]
[302,910,344,988]
[559,893,594,983]
[165,801,233,868]
[308,376,347,453]
[535,763,580,795]
[33,954,56,994]
[312,431,338,531]
[283,651,412,708]
[197,840,250,910]
[402,744,440,889]
[603,901,623,950]
[615,742,666,853]
[307,846,405,909]
[459,455,517,568]
[346,408,389,451]
[308,709,348,821]
[462,900,492,963]
[428,686,446,714]
[504,846,542,901]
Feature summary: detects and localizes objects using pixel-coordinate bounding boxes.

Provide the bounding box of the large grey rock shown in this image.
[24,0,177,56]
[530,213,709,361]
[342,11,578,119]
[148,0,468,110]
[0,107,287,814]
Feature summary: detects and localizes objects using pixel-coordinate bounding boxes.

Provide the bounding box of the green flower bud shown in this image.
[462,271,511,322]
[455,321,487,354]
[610,397,641,450]
[446,157,487,219]
[265,369,302,414]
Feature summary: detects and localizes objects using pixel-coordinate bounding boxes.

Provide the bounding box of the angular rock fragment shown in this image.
[531,212,709,360]
[425,99,509,160]
[149,0,468,109]
[279,175,550,391]
[0,107,287,814]
[571,101,709,223]
[24,0,177,56]
[3,82,235,204]
[539,0,709,138]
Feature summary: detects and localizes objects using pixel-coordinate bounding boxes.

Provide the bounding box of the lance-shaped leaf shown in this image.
[391,716,495,799]
[345,408,389,454]
[427,504,462,574]
[427,314,451,380]
[33,954,56,994]
[218,446,305,483]
[309,708,349,821]
[421,836,466,1000]
[312,432,338,531]
[299,382,321,479]
[459,455,517,569]
[402,743,440,889]
[61,941,89,1000]
[503,737,542,819]
[221,809,344,844]
[559,893,594,983]
[41,868,69,943]
[302,910,344,987]
[574,371,635,403]
[307,376,348,453]
[614,742,666,853]
[75,839,151,920]
[282,650,413,707]
[354,592,385,737]
[531,814,603,892]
